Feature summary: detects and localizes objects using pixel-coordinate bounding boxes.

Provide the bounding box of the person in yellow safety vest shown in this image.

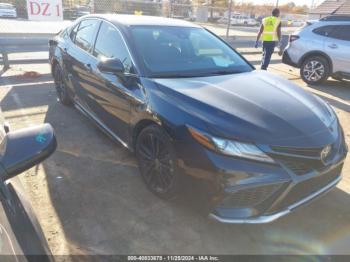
[255,8,282,70]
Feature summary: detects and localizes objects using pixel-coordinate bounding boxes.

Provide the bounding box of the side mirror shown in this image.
[97,58,125,74]
[0,124,56,181]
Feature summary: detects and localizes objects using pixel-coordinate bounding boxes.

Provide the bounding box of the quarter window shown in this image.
[93,22,133,73]
[75,19,100,52]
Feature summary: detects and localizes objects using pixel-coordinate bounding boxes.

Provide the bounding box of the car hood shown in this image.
[151,71,337,147]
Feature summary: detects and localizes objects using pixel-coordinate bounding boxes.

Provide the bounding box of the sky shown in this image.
[249,0,324,7]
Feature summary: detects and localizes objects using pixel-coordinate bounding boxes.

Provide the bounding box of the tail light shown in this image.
[289,35,300,43]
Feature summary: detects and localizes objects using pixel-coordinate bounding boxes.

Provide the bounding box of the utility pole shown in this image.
[226,0,233,38]
[169,0,172,18]
[276,0,279,7]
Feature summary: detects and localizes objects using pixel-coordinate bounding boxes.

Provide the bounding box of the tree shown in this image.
[209,0,228,20]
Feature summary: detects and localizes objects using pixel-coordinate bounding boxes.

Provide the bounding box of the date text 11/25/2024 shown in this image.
[127,256,219,261]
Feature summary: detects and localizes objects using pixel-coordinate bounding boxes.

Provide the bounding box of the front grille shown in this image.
[271,146,323,158]
[279,158,324,175]
[271,164,342,212]
[220,183,285,208]
[270,132,343,176]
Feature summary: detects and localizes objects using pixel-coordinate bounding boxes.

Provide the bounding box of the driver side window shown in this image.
[93,22,133,73]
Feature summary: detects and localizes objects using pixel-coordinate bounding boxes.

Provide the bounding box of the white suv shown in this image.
[282,16,350,84]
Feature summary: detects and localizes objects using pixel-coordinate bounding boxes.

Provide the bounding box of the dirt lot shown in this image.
[0,50,350,257]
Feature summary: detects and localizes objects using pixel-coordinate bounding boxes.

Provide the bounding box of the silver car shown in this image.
[282,16,350,84]
[0,3,17,18]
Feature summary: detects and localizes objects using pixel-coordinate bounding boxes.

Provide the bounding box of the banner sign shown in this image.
[26,0,63,21]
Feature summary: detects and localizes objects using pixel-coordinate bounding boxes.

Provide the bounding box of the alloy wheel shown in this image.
[302,60,325,83]
[137,132,175,194]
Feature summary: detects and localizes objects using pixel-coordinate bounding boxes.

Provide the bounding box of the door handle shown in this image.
[328,44,338,49]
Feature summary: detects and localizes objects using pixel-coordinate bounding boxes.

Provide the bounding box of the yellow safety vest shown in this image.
[262,16,281,42]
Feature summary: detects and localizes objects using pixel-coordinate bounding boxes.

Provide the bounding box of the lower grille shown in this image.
[220,183,285,208]
[272,164,342,211]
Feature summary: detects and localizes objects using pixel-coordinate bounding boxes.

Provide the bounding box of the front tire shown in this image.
[53,65,72,106]
[300,56,330,85]
[136,124,182,200]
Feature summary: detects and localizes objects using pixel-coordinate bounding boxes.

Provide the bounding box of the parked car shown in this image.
[233,15,258,26]
[218,15,258,26]
[290,20,305,27]
[0,109,56,258]
[49,15,347,223]
[283,16,350,84]
[0,3,17,18]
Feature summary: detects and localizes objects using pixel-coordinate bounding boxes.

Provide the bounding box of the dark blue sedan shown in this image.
[49,14,347,223]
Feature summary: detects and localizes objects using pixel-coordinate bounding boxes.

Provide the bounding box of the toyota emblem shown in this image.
[321,145,331,164]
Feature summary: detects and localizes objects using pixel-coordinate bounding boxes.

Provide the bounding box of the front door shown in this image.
[84,21,138,143]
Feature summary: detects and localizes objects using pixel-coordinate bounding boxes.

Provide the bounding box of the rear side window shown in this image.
[93,22,133,73]
[313,25,334,37]
[75,19,100,52]
[330,25,350,41]
[313,25,350,41]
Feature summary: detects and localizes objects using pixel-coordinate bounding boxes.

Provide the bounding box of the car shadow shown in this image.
[309,79,350,99]
[1,73,350,256]
[306,80,350,113]
[315,93,350,113]
[0,73,52,86]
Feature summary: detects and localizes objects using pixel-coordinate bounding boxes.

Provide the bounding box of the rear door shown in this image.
[324,24,350,74]
[66,19,101,109]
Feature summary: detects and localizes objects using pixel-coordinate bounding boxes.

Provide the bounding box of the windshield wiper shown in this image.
[152,74,200,78]
[151,70,245,79]
[209,70,244,75]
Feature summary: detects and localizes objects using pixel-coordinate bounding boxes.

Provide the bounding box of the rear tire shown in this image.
[53,65,72,106]
[135,124,182,200]
[300,56,330,85]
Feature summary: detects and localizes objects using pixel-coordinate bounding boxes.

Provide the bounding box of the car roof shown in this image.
[304,19,350,29]
[315,20,350,26]
[84,14,201,28]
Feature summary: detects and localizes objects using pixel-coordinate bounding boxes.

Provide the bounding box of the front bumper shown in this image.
[177,126,347,224]
[209,172,341,224]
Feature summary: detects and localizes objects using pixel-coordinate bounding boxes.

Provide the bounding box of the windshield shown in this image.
[130,26,252,78]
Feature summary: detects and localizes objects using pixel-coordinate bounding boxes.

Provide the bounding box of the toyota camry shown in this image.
[49,14,347,223]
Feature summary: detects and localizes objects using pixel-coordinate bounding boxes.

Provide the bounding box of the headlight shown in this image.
[188,126,275,164]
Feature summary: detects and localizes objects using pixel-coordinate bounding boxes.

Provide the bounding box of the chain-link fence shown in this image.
[0,0,271,29]
[1,0,298,70]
